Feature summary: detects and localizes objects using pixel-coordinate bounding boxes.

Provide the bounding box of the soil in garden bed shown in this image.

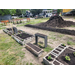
[53,60,60,65]
[7,28,12,31]
[56,48,75,65]
[17,33,33,39]
[27,43,42,52]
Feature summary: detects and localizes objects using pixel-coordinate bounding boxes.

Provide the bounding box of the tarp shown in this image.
[0,15,12,21]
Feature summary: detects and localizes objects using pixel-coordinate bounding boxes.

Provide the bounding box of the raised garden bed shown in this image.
[43,44,68,65]
[26,43,43,57]
[43,44,75,65]
[12,32,34,45]
[3,28,23,36]
[56,47,75,65]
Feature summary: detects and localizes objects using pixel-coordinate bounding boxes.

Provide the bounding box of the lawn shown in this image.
[0,23,6,30]
[0,33,25,65]
[17,17,50,27]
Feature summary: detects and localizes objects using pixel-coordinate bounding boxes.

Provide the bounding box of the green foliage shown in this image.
[0,9,30,16]
[48,55,52,60]
[16,9,28,16]
[44,46,53,52]
[0,9,16,16]
[67,41,75,45]
[57,9,62,14]
[62,44,66,46]
[65,56,71,61]
[30,9,43,16]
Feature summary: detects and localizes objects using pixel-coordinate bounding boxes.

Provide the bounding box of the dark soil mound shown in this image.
[36,16,75,28]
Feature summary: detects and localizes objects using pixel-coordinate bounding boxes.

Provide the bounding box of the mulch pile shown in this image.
[36,16,75,28]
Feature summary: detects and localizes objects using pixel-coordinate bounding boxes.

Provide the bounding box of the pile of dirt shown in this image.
[36,16,75,28]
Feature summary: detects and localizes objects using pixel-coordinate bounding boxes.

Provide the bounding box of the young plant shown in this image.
[48,55,52,60]
[73,52,75,56]
[65,56,71,61]
[62,44,66,46]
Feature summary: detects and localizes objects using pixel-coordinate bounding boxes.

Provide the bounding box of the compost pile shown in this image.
[36,16,75,28]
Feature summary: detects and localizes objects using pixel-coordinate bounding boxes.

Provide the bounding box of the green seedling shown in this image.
[62,44,66,46]
[48,55,52,60]
[73,52,75,56]
[65,56,71,61]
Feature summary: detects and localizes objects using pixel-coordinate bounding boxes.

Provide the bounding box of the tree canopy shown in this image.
[30,9,43,16]
[0,9,30,16]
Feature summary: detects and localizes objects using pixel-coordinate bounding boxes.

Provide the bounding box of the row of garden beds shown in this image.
[25,25,75,36]
[43,44,75,65]
[3,28,34,45]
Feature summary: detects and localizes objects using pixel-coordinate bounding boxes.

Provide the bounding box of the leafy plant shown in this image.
[62,44,66,46]
[48,55,52,60]
[65,56,71,61]
[73,52,75,56]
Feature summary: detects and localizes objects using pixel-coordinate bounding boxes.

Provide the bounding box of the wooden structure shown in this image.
[1,20,9,25]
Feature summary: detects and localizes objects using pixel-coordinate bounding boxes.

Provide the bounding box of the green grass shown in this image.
[0,33,25,65]
[67,41,75,45]
[57,34,64,38]
[44,46,53,52]
[17,17,49,27]
[49,36,56,40]
[0,23,6,30]
[26,62,33,65]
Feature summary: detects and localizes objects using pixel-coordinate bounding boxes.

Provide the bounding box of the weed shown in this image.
[67,41,75,45]
[58,34,64,38]
[16,51,25,58]
[30,63,33,65]
[49,36,56,40]
[44,46,53,52]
